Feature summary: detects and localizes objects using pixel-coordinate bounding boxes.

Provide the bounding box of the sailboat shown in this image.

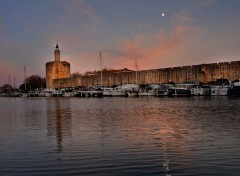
[126,59,139,97]
[21,66,29,97]
[99,52,113,96]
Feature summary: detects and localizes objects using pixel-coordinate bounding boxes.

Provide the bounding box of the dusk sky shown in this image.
[1,0,240,86]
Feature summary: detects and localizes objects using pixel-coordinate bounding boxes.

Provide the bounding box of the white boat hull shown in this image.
[211,87,228,96]
[111,90,126,96]
[191,87,211,96]
[138,92,155,96]
[127,91,138,97]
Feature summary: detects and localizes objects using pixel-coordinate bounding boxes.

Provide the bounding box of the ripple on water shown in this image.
[0,97,240,176]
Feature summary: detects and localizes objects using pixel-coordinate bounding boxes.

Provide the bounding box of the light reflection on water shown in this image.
[0,97,240,176]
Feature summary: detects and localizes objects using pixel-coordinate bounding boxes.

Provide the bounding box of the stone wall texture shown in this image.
[80,61,240,87]
[47,61,240,88]
[53,77,81,88]
[46,61,71,88]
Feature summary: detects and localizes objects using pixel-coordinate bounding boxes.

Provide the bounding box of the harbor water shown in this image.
[0,97,240,176]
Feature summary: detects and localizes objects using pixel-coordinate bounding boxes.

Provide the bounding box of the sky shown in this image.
[0,0,240,87]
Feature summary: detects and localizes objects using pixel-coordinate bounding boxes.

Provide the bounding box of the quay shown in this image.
[0,90,103,98]
[1,78,240,97]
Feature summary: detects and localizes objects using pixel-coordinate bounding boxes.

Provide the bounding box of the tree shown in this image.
[0,84,13,93]
[19,75,46,91]
[71,72,82,78]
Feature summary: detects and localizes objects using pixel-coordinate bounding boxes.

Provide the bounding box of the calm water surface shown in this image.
[0,97,240,176]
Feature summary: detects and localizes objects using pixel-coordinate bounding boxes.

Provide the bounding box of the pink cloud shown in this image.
[47,12,203,74]
[102,12,204,71]
[58,13,203,73]
[59,0,102,23]
[109,24,199,70]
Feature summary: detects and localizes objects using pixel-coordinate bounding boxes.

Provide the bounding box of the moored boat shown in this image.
[210,79,231,96]
[191,85,211,96]
[168,82,195,96]
[52,89,63,97]
[111,84,139,97]
[138,84,158,96]
[111,86,127,96]
[126,90,139,97]
[227,79,240,96]
[156,84,173,97]
[60,87,76,97]
[101,87,113,96]
[42,88,56,97]
[125,84,140,97]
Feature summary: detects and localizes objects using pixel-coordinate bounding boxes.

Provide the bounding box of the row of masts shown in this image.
[5,65,27,90]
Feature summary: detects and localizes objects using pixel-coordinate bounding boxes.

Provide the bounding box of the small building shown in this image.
[46,44,71,88]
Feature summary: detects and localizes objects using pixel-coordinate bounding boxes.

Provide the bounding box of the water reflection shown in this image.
[1,97,240,176]
[47,98,72,152]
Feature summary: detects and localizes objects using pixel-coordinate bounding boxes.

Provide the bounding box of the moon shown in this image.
[162,13,165,17]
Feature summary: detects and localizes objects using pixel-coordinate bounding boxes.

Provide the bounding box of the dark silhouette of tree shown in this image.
[71,72,82,78]
[0,84,14,93]
[19,75,46,91]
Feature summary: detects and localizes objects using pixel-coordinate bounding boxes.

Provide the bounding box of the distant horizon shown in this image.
[1,0,240,87]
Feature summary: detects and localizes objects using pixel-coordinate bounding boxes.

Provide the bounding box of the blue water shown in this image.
[0,97,240,176]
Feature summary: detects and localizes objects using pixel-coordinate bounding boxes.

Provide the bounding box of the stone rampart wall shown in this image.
[53,77,81,88]
[49,61,240,88]
[81,61,240,87]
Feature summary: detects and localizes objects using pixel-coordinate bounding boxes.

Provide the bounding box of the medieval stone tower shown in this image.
[46,44,71,88]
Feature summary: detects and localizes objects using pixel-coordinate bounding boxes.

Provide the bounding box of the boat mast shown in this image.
[100,52,103,87]
[24,66,27,90]
[135,58,138,84]
[14,76,16,89]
